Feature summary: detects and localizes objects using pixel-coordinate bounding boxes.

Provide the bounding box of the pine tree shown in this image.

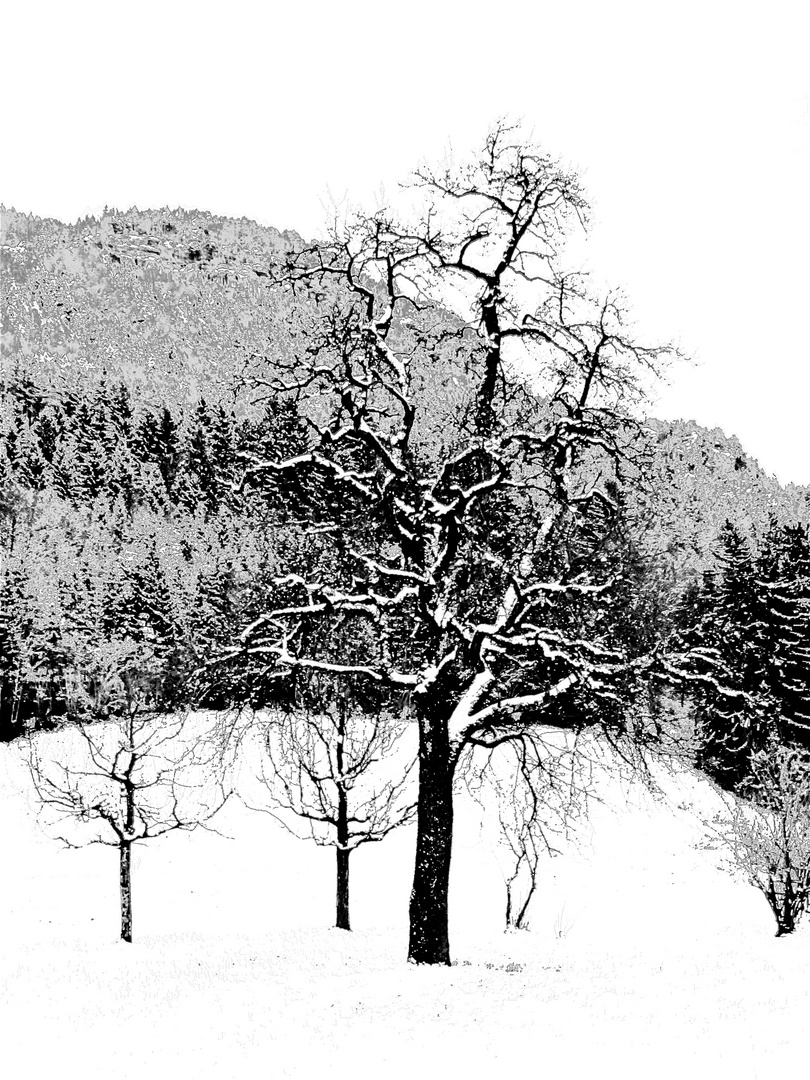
[133,407,161,464]
[132,407,179,507]
[25,618,71,729]
[104,443,138,514]
[207,403,237,502]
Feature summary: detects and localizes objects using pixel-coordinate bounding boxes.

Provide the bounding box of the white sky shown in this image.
[3,0,809,483]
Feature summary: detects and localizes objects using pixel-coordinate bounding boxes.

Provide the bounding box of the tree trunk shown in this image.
[515,870,537,930]
[335,705,352,931]
[476,291,501,435]
[408,706,453,965]
[121,751,136,943]
[336,782,351,931]
[120,840,133,943]
[336,847,351,931]
[768,872,795,936]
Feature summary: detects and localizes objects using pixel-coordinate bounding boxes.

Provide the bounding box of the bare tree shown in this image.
[708,745,810,936]
[221,123,676,964]
[243,673,416,931]
[25,641,228,942]
[463,732,590,931]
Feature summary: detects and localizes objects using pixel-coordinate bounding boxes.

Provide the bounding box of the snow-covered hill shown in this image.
[1,736,807,1080]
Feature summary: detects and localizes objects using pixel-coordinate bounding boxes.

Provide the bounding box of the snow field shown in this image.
[1,738,808,1080]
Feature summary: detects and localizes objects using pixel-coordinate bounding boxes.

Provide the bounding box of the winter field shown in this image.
[2,731,808,1080]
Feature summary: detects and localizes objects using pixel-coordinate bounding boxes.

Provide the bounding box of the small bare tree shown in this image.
[463,731,590,930]
[25,641,228,942]
[245,674,416,930]
[709,745,810,936]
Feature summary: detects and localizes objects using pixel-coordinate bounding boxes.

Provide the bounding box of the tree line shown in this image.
[0,371,310,516]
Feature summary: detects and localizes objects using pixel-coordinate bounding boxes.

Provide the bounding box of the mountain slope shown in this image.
[3,205,808,580]
[1,206,302,405]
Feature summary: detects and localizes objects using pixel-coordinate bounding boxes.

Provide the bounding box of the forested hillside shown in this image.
[637,418,810,584]
[4,204,806,556]
[2,204,808,745]
[0,206,464,738]
[1,205,301,406]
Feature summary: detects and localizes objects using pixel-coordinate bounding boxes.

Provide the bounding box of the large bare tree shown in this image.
[222,124,675,964]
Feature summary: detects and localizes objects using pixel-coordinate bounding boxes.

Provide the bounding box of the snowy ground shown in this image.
[2,735,808,1080]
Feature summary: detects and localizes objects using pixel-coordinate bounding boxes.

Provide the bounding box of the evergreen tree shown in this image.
[104,442,138,513]
[107,381,134,444]
[758,520,810,749]
[0,566,28,740]
[25,618,71,729]
[49,435,80,502]
[133,407,161,464]
[673,523,773,788]
[32,404,63,465]
[13,420,48,490]
[101,526,186,706]
[156,407,180,496]
[674,520,810,789]
[184,399,217,511]
[73,399,109,499]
